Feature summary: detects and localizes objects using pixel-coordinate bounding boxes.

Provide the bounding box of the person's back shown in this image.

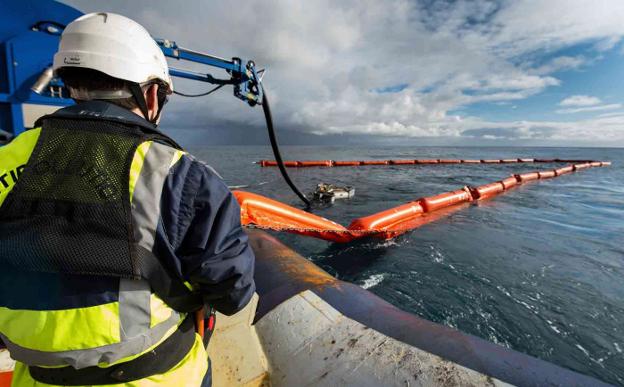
[0,12,255,387]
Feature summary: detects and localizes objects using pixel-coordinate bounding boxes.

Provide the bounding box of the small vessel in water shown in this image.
[313,183,355,203]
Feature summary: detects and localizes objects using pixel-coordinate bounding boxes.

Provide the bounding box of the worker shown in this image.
[0,12,255,387]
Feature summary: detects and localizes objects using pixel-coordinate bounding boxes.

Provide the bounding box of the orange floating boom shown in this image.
[472,182,505,200]
[420,188,472,212]
[516,172,539,182]
[257,158,606,168]
[538,171,556,179]
[237,161,611,243]
[334,161,361,166]
[390,159,416,165]
[234,190,356,243]
[501,176,518,189]
[348,201,425,239]
[555,166,574,175]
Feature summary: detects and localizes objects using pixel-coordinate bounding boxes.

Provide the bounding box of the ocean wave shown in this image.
[360,273,385,289]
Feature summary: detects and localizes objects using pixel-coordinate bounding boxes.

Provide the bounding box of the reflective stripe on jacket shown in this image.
[0,101,255,386]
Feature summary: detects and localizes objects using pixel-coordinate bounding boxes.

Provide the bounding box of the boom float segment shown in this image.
[471,182,505,200]
[237,161,611,242]
[347,201,425,239]
[420,188,472,212]
[233,191,354,243]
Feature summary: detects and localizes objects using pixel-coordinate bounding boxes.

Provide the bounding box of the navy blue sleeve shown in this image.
[158,154,255,315]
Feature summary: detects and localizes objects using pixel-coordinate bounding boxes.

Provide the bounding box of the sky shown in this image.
[61,0,624,147]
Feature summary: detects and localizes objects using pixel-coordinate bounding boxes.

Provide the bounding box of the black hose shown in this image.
[172,79,310,207]
[261,85,311,207]
[173,84,225,97]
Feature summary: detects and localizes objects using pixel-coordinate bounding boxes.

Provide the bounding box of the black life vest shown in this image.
[0,113,202,313]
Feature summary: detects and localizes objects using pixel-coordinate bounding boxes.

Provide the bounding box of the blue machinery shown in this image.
[0,1,612,385]
[0,0,309,204]
[0,1,79,138]
[0,3,262,138]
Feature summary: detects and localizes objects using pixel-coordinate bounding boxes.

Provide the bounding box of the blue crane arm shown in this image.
[156,39,243,73]
[155,39,263,106]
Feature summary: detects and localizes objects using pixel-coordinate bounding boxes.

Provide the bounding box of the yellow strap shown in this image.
[129,141,152,203]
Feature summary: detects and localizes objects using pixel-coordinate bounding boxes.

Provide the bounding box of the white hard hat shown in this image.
[53,12,173,94]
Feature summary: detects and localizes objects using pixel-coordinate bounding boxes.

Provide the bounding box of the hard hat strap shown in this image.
[129,82,169,125]
[129,82,152,123]
[153,84,169,123]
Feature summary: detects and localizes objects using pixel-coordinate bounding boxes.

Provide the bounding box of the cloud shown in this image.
[61,0,624,145]
[462,126,558,140]
[531,56,588,75]
[556,103,622,114]
[559,95,602,107]
[556,95,621,115]
[595,36,621,52]
[597,111,624,118]
[460,114,624,142]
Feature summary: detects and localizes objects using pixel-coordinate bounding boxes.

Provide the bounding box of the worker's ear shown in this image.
[144,83,160,121]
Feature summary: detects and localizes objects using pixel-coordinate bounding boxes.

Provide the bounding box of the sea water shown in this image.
[190,145,623,385]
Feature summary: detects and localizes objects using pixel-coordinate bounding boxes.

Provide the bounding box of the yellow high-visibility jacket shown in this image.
[0,101,255,386]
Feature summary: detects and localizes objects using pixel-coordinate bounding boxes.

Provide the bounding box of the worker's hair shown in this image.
[57,68,139,110]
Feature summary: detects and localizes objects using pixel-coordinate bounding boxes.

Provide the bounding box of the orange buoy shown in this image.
[473,182,505,199]
[420,188,472,212]
[259,160,277,167]
[538,171,556,179]
[461,159,481,164]
[501,159,518,163]
[501,176,518,189]
[415,159,439,164]
[516,172,539,182]
[390,159,416,165]
[590,161,602,167]
[518,158,534,163]
[360,160,389,165]
[481,159,501,163]
[574,163,591,170]
[438,159,461,164]
[348,201,424,232]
